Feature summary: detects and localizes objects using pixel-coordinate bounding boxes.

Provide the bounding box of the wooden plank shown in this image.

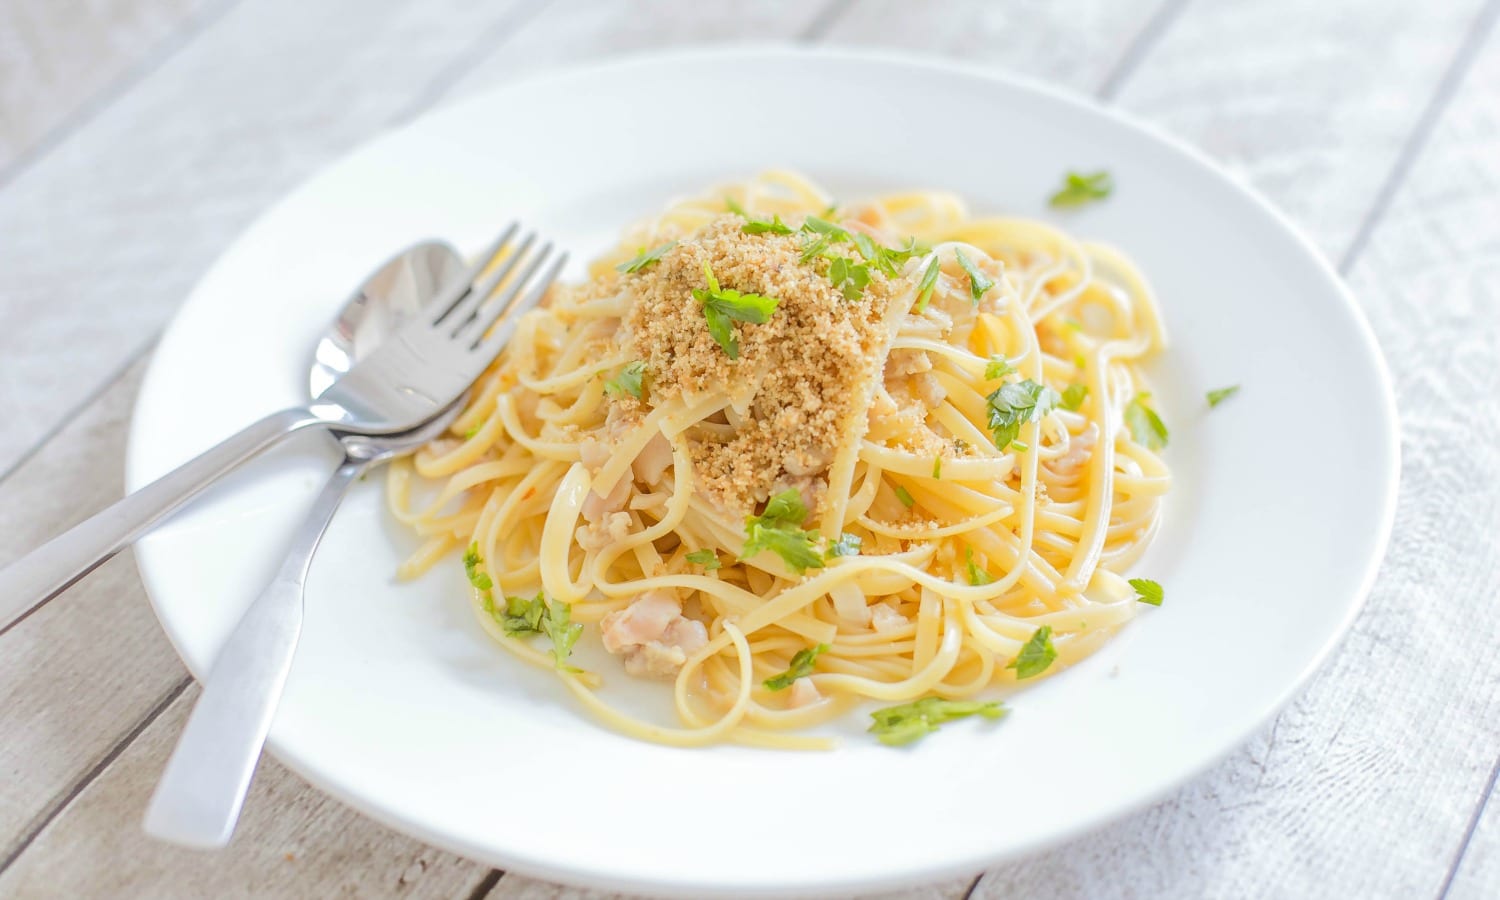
[1448,767,1500,898]
[0,0,219,172]
[0,683,490,899]
[0,0,548,480]
[819,0,1174,92]
[438,0,842,101]
[969,3,1500,897]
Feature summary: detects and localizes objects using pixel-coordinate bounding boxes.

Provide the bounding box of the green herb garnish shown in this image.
[1061,383,1088,411]
[914,257,942,312]
[932,456,942,480]
[685,549,721,570]
[1129,578,1164,606]
[984,356,1016,380]
[827,532,863,559]
[1049,170,1113,208]
[617,241,676,274]
[1206,385,1240,408]
[828,256,872,300]
[693,261,780,359]
[894,485,915,508]
[545,600,583,672]
[965,547,993,586]
[463,543,493,593]
[604,361,646,399]
[954,249,994,302]
[868,697,1007,746]
[1007,625,1057,680]
[741,489,825,574]
[1125,392,1169,450]
[764,643,829,691]
[498,592,547,637]
[985,379,1061,450]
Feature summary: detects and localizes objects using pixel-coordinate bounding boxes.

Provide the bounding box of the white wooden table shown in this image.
[1,1,1497,897]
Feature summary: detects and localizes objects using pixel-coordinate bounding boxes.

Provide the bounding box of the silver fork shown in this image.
[0,224,566,634]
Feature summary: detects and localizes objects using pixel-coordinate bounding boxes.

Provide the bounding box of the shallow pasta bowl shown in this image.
[128,47,1398,897]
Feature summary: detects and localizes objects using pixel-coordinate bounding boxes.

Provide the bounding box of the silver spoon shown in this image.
[143,241,467,849]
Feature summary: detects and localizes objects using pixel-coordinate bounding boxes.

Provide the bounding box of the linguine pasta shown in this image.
[387,171,1169,749]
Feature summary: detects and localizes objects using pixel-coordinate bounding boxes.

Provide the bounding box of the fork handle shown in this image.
[0,407,321,633]
[143,456,365,848]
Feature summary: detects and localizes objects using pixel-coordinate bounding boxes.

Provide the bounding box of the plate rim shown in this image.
[128,44,1402,897]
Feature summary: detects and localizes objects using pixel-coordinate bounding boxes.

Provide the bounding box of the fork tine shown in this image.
[471,250,568,357]
[456,240,555,344]
[444,231,538,337]
[429,222,519,326]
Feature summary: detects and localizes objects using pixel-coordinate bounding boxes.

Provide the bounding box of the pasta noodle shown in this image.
[387,171,1169,748]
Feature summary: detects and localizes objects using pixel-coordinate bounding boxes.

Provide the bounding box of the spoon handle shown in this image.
[0,407,321,634]
[143,456,366,849]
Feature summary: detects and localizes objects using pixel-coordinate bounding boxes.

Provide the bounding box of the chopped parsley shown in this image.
[827,532,863,559]
[914,257,942,312]
[1049,170,1113,208]
[1129,577,1164,606]
[480,589,581,671]
[985,379,1061,450]
[932,456,942,480]
[546,601,583,672]
[965,547,993,586]
[1206,385,1240,408]
[894,484,916,508]
[496,592,546,637]
[954,249,994,302]
[1125,392,1169,450]
[604,361,646,399]
[764,643,829,691]
[984,356,1016,380]
[741,489,825,574]
[463,424,481,440]
[616,241,676,274]
[685,548,721,570]
[828,256,872,300]
[1007,625,1057,680]
[1061,383,1089,411]
[693,261,780,359]
[741,214,795,235]
[463,543,493,593]
[868,697,1007,746]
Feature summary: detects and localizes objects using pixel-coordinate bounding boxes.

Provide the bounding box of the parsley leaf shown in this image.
[868,697,1007,746]
[1125,393,1169,450]
[965,547,994,586]
[463,543,494,593]
[764,643,829,691]
[741,214,795,235]
[1207,385,1240,408]
[685,548,721,570]
[984,356,1016,380]
[693,262,780,359]
[932,456,942,480]
[894,485,916,508]
[499,592,547,637]
[985,380,1061,450]
[914,257,942,312]
[1007,625,1057,679]
[954,249,994,302]
[1129,577,1164,606]
[828,256,872,300]
[1061,383,1088,411]
[617,241,676,274]
[724,196,748,216]
[741,489,825,574]
[604,361,646,399]
[1049,170,1113,208]
[827,532,862,559]
[544,600,583,671]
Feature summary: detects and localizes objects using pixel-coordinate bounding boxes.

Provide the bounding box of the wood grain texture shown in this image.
[0,683,491,899]
[0,0,220,172]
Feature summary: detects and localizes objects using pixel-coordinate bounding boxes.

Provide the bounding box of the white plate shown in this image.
[129,48,1399,897]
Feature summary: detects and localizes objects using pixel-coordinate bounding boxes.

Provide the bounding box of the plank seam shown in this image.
[1096,0,1193,101]
[0,675,192,875]
[798,0,857,42]
[0,0,246,195]
[1338,0,1500,275]
[463,867,504,900]
[1436,751,1500,899]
